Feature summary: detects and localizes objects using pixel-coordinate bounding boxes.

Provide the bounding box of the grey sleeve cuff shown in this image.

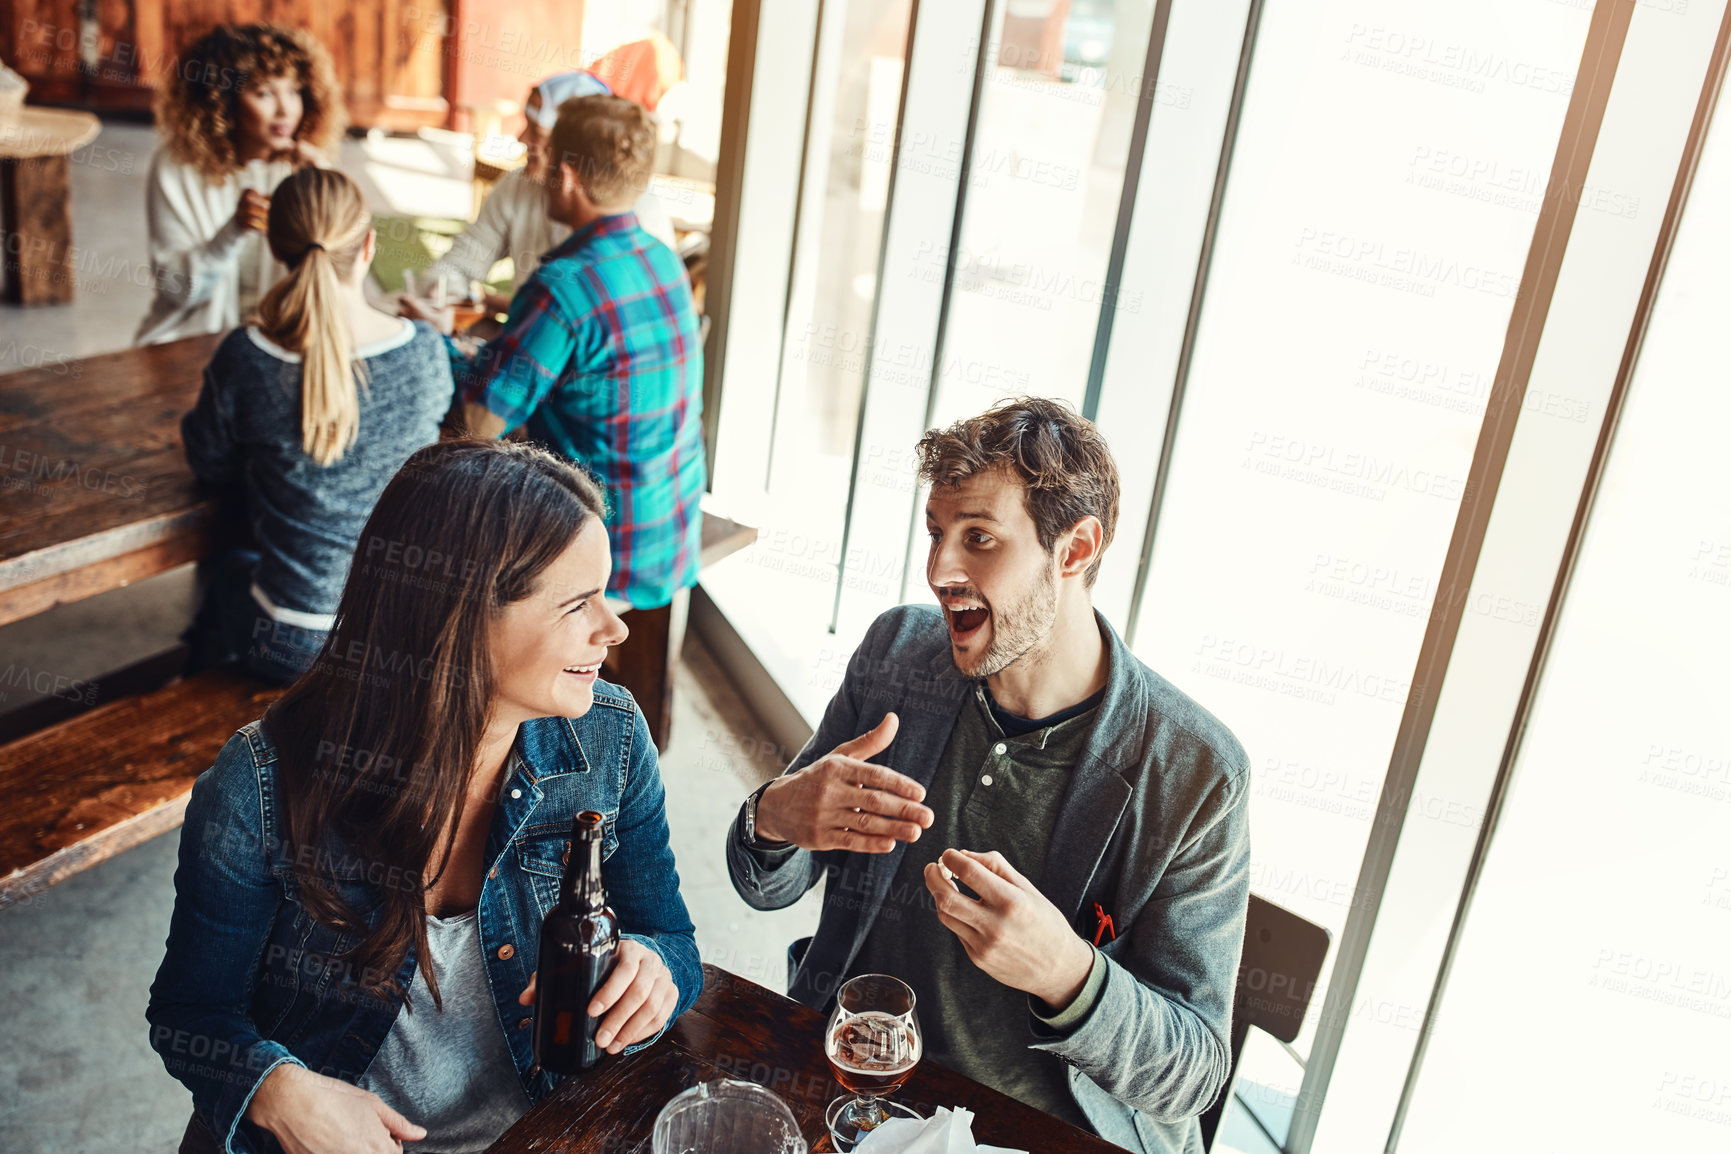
[1030,944,1108,1035]
[735,803,798,864]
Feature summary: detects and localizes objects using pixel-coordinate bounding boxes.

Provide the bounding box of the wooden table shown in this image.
[0,105,102,305]
[488,964,1120,1154]
[0,333,227,626]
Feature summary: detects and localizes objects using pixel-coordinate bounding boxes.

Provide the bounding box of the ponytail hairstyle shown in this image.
[256,167,372,466]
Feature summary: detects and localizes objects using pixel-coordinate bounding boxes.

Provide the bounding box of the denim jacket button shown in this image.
[498,943,516,960]
[518,1017,532,1030]
[528,1064,540,1077]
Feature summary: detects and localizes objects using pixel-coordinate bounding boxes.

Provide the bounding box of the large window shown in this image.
[1397,34,1731,1149]
[699,0,1731,1146]
[1125,3,1589,1131]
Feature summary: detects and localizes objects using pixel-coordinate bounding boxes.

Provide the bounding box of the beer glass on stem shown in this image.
[824,974,922,1151]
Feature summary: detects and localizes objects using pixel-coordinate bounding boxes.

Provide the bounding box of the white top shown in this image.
[425,167,678,294]
[135,150,295,346]
[242,316,420,363]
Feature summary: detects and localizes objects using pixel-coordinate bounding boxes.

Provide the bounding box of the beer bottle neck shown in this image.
[561,832,606,910]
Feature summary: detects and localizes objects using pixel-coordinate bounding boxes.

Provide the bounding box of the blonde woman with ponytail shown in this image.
[181,167,455,684]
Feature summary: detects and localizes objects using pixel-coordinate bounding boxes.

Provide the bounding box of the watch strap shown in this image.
[744,780,793,851]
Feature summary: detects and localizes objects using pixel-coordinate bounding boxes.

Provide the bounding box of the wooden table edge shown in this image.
[0,504,214,623]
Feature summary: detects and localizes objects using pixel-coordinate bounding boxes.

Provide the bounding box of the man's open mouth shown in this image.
[946,604,989,640]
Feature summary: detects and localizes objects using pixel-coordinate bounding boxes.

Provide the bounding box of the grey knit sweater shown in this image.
[181,319,453,618]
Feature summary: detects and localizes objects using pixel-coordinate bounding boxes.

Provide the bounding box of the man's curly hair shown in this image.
[915,397,1121,588]
[153,24,345,182]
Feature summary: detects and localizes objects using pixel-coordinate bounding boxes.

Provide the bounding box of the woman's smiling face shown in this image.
[487,518,629,726]
[236,72,304,158]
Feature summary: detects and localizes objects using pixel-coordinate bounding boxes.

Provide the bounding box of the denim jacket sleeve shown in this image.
[607,702,703,1041]
[146,729,305,1154]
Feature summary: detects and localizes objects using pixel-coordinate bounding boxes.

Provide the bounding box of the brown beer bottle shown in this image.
[532,811,619,1073]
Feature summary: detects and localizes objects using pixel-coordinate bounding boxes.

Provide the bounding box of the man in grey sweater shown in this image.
[726,397,1250,1154]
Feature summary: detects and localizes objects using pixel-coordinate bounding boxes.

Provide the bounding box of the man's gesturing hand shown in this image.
[753,713,934,853]
[924,848,1094,1012]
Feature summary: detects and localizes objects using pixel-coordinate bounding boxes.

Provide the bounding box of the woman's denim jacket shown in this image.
[146,680,702,1154]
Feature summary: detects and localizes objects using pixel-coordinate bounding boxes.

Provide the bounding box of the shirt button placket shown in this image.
[983,740,1007,788]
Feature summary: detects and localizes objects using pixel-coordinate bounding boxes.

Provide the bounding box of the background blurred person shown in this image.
[404,71,675,327]
[455,94,704,620]
[136,24,344,345]
[180,167,453,683]
[589,31,684,111]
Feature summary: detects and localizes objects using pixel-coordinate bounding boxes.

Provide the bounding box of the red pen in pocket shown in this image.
[1092,902,1116,946]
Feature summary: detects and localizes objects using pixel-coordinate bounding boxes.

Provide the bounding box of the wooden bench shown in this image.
[0,669,283,907]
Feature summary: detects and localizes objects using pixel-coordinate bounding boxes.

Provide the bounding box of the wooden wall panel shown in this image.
[2,0,451,128]
[444,0,585,131]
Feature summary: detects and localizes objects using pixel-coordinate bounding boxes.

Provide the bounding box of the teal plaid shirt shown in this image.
[456,213,705,609]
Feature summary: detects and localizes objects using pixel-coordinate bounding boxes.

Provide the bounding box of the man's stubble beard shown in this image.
[959,561,1059,681]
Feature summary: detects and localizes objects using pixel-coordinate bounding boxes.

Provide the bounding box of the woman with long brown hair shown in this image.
[137,24,345,345]
[148,439,702,1154]
[181,166,452,683]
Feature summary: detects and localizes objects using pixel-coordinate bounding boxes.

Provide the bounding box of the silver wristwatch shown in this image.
[743,781,791,850]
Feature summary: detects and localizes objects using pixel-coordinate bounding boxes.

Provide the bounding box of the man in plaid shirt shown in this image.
[457,94,704,611]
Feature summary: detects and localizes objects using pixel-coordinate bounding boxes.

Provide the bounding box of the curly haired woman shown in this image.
[136,24,346,345]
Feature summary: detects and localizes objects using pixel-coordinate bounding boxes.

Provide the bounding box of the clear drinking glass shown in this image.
[652,1079,807,1154]
[824,974,922,1151]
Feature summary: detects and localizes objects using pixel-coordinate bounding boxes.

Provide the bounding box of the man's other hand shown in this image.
[925,848,1094,1011]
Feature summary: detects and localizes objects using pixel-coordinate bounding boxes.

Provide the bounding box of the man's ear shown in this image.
[1057,516,1105,581]
[559,160,592,207]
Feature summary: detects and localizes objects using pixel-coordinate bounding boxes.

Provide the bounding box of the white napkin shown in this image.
[851,1105,1027,1154]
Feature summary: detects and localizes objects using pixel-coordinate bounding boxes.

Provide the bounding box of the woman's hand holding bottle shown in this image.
[516,938,679,1056]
